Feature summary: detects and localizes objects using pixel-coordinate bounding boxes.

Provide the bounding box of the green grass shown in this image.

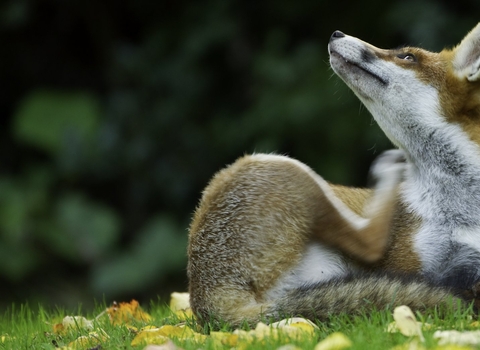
[0,302,477,349]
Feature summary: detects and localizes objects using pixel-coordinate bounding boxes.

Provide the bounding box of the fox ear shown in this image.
[453,23,480,82]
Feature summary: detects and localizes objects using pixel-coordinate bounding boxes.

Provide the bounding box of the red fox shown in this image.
[188,23,480,327]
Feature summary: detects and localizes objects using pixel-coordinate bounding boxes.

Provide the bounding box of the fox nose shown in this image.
[330,30,345,41]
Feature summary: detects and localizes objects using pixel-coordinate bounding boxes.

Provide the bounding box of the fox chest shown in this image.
[414,223,480,290]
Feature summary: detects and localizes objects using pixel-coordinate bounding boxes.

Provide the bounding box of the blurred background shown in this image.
[0,0,478,310]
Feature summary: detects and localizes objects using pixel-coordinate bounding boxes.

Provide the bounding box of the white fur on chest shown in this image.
[453,226,480,255]
[399,120,480,271]
[265,242,351,300]
[414,222,480,273]
[412,223,450,271]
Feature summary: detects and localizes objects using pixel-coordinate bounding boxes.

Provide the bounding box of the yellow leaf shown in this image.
[107,300,151,325]
[254,322,280,340]
[169,292,190,312]
[211,331,239,347]
[68,335,97,349]
[433,330,480,346]
[233,329,256,344]
[271,318,318,329]
[53,322,65,334]
[67,330,109,349]
[229,319,317,349]
[131,325,206,346]
[53,315,95,334]
[126,324,139,332]
[276,345,303,350]
[143,340,182,350]
[314,332,352,350]
[469,321,480,328]
[290,322,316,332]
[130,329,169,347]
[387,321,432,334]
[392,306,425,342]
[282,323,317,338]
[271,318,318,337]
[63,316,94,330]
[156,325,194,338]
[174,308,194,321]
[158,325,206,343]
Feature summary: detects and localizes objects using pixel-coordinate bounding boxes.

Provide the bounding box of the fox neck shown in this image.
[387,107,480,228]
[350,72,480,227]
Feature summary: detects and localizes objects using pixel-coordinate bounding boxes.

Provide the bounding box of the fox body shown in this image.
[188,23,480,326]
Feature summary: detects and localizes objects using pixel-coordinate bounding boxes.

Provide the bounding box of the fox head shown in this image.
[329,24,480,172]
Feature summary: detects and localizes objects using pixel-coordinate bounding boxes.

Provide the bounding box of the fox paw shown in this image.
[369,149,407,187]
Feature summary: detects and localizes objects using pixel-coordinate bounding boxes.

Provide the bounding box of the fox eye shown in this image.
[397,53,416,62]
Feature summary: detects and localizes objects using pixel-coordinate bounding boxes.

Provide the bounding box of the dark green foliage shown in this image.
[0,0,479,307]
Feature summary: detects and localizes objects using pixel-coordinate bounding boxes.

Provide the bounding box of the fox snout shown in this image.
[331,30,346,40]
[329,30,391,104]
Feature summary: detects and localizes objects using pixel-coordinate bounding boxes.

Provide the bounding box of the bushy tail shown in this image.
[270,272,467,321]
[193,272,469,328]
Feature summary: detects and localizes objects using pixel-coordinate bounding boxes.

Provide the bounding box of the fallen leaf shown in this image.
[254,322,280,340]
[1,335,9,343]
[228,318,318,349]
[126,324,139,332]
[52,315,95,335]
[67,330,109,349]
[314,332,352,350]
[210,331,239,347]
[174,308,193,321]
[107,300,151,325]
[230,323,285,350]
[131,329,169,347]
[433,330,480,346]
[469,321,480,328]
[276,345,303,350]
[392,306,425,342]
[271,317,318,328]
[233,328,256,345]
[284,322,317,337]
[271,317,318,337]
[63,316,94,330]
[131,325,206,346]
[169,292,190,312]
[387,322,432,334]
[143,340,183,350]
[232,323,270,341]
[53,323,66,334]
[156,324,206,342]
